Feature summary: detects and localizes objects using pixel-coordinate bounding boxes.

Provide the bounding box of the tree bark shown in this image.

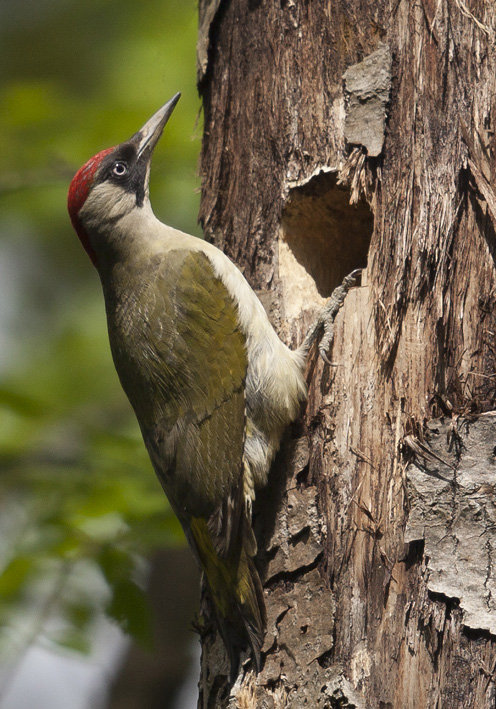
[196,1,496,707]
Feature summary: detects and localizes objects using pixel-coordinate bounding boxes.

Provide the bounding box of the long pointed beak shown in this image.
[133,92,181,159]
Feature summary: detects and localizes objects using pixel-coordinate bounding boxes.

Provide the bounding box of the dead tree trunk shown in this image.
[196,1,496,707]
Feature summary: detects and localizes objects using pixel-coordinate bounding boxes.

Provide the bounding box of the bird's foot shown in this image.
[301,269,361,364]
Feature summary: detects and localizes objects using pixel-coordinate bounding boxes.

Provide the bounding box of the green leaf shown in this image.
[0,387,44,417]
[0,557,34,599]
[106,578,152,649]
[51,628,91,655]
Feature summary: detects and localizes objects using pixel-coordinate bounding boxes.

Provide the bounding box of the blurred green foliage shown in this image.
[0,0,200,669]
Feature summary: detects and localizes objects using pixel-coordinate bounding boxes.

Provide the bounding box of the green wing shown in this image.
[125,248,248,520]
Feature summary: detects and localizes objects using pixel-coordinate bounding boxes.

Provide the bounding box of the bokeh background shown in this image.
[0,1,202,706]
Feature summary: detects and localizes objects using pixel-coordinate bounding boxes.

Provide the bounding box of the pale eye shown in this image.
[112,161,128,177]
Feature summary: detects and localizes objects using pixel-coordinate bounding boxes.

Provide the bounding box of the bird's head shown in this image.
[67,93,180,266]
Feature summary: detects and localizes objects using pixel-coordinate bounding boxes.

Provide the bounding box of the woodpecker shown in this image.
[68,93,358,678]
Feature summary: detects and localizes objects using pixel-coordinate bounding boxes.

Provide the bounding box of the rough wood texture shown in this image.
[405,414,496,636]
[196,1,496,706]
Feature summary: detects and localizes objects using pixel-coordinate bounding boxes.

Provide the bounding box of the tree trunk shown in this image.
[196,1,496,707]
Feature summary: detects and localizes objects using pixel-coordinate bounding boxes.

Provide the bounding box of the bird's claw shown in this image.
[318,268,361,365]
[345,268,362,283]
[318,346,337,366]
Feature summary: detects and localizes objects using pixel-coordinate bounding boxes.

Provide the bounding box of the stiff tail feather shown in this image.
[189,517,266,681]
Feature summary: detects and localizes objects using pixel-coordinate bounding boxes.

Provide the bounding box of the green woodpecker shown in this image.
[67,93,358,678]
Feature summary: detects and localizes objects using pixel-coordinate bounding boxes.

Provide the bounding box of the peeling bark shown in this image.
[405,413,496,636]
[196,1,496,707]
[343,42,392,157]
[197,0,224,83]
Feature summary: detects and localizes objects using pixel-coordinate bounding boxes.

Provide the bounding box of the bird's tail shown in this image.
[189,516,266,680]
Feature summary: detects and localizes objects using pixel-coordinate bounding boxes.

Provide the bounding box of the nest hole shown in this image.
[279,170,373,331]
